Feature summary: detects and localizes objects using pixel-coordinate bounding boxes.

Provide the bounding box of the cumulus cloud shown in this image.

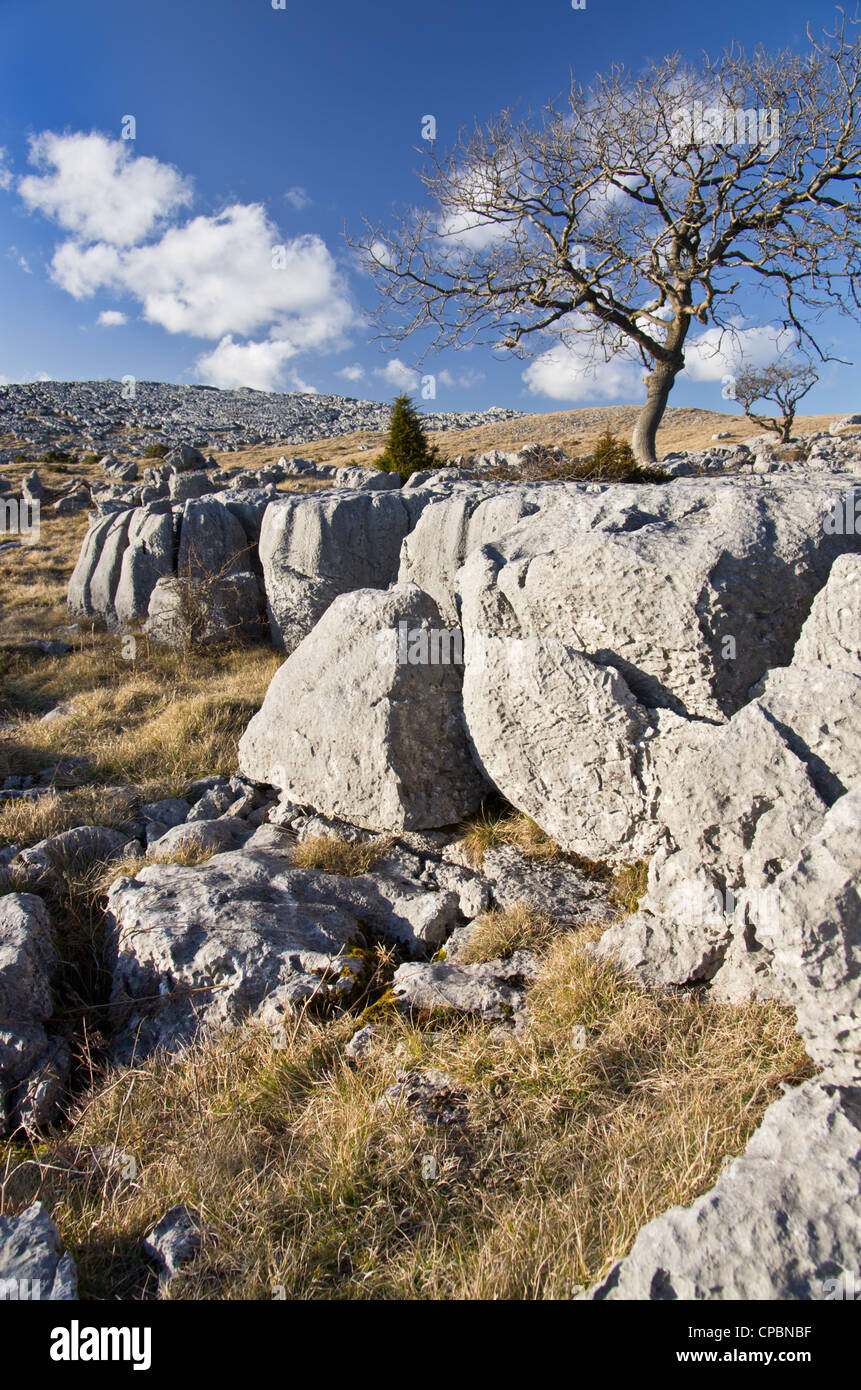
[97,309,127,326]
[52,208,355,345]
[19,132,192,246]
[195,336,299,391]
[285,186,312,210]
[337,363,366,382]
[523,315,795,402]
[374,358,420,391]
[16,131,359,391]
[682,321,794,381]
[523,340,643,402]
[0,149,12,192]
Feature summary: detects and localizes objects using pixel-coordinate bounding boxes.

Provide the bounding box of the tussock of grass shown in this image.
[291,833,392,877]
[608,860,649,914]
[458,807,558,868]
[0,935,811,1300]
[455,903,560,964]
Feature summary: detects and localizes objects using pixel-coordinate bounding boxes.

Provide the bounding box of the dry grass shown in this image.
[0,932,812,1300]
[454,903,560,964]
[206,407,847,476]
[290,833,393,877]
[0,644,281,841]
[458,807,559,867]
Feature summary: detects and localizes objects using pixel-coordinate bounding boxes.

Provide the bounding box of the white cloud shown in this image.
[0,150,12,192]
[337,363,366,382]
[195,336,299,390]
[19,132,192,247]
[523,340,643,402]
[51,207,358,357]
[682,322,794,381]
[8,245,31,273]
[374,358,420,392]
[285,186,312,210]
[17,130,360,393]
[97,309,127,326]
[285,370,318,393]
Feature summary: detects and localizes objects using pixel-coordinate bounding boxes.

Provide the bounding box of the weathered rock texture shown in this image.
[239,583,485,830]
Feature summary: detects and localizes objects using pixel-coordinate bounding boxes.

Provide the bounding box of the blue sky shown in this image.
[0,0,856,414]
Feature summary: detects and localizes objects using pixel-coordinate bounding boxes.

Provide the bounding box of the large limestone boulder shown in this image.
[456,479,860,721]
[0,894,69,1131]
[397,483,570,624]
[257,490,432,650]
[462,631,664,862]
[591,1080,861,1300]
[593,702,828,987]
[144,571,264,648]
[113,504,175,626]
[595,549,861,993]
[755,786,861,1077]
[238,583,485,831]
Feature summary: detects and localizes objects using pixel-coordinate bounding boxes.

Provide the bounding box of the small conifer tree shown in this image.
[375,393,440,480]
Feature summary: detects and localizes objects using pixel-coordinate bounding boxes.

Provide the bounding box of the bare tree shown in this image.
[358,14,861,463]
[730,358,819,441]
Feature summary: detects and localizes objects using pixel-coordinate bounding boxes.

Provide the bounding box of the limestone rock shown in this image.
[257,490,429,651]
[238,583,485,831]
[0,1202,77,1300]
[462,632,661,862]
[0,895,69,1131]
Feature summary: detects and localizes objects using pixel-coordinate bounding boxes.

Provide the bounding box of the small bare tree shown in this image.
[358,14,861,463]
[730,358,819,442]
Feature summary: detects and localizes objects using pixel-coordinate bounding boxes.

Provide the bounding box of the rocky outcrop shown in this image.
[238,583,485,830]
[457,479,861,722]
[257,489,432,650]
[397,483,570,624]
[462,632,663,863]
[594,551,861,993]
[105,826,479,1061]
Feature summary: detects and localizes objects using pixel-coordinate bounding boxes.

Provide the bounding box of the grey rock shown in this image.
[257,489,433,650]
[482,843,614,923]
[456,480,861,721]
[140,797,191,829]
[143,1204,201,1289]
[165,443,207,473]
[144,816,254,861]
[239,583,485,831]
[168,470,217,503]
[11,825,133,889]
[106,848,370,1061]
[185,784,237,821]
[0,894,69,1131]
[392,955,534,1020]
[113,505,175,626]
[0,1202,77,1300]
[463,632,662,863]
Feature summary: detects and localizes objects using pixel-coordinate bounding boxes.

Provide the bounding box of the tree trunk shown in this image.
[631,355,683,465]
